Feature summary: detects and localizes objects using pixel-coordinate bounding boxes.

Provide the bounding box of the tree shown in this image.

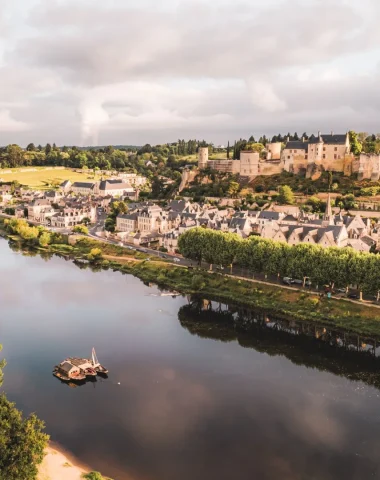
[0,394,49,480]
[227,181,240,198]
[227,141,230,159]
[348,131,363,156]
[39,232,51,247]
[277,185,295,205]
[45,143,52,154]
[73,225,89,235]
[81,217,91,226]
[26,143,35,152]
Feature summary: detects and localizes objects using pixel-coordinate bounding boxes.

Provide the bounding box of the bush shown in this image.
[88,248,103,262]
[82,472,113,480]
[191,274,206,290]
[73,225,89,235]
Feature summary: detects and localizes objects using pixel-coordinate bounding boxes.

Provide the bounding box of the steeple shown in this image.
[322,192,333,226]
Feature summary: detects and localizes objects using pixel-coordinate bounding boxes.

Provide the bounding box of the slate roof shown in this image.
[59,362,76,373]
[118,213,138,220]
[286,224,346,243]
[286,133,347,148]
[168,200,188,212]
[258,211,281,221]
[72,182,95,189]
[229,217,251,230]
[285,141,308,151]
[99,180,130,191]
[320,134,347,145]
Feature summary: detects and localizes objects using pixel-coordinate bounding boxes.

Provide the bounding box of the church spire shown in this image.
[322,192,333,226]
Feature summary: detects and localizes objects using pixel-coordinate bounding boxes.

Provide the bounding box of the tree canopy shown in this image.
[0,345,49,480]
[178,228,380,296]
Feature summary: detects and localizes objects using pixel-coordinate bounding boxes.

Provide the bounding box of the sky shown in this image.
[0,0,380,147]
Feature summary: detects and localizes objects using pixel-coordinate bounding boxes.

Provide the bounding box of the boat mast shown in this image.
[92,347,99,366]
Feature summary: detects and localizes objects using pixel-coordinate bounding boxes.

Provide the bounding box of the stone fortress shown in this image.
[198,132,380,181]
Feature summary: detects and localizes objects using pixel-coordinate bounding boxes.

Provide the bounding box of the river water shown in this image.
[1,238,380,480]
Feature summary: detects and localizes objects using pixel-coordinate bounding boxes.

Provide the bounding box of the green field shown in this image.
[0,168,98,190]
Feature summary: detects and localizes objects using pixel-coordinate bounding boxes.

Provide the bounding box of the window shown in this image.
[334,147,338,151]
[334,154,337,160]
[323,154,326,159]
[288,156,291,159]
[323,147,326,151]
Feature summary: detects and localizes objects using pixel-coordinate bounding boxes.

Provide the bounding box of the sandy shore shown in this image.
[38,444,89,480]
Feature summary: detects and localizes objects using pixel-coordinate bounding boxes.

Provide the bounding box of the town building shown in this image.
[27,199,55,223]
[60,180,72,193]
[116,173,147,187]
[71,182,98,195]
[50,204,96,228]
[98,179,138,199]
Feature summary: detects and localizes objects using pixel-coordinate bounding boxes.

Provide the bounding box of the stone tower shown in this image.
[198,147,209,170]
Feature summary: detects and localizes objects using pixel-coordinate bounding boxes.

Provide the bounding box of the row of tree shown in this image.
[178,228,380,297]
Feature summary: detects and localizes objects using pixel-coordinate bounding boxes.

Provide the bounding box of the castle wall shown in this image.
[258,161,283,176]
[357,154,380,181]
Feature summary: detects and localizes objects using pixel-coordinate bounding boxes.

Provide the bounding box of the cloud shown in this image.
[1,0,380,145]
[0,110,29,132]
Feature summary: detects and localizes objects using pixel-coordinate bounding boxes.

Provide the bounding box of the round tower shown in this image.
[198,147,209,170]
[266,142,282,160]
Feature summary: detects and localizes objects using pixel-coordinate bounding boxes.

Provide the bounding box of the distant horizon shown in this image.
[2,129,373,150]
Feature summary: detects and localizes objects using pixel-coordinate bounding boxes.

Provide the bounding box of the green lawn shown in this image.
[0,168,99,190]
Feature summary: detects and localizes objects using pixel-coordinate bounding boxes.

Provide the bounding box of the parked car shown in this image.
[293,279,312,287]
[348,292,360,300]
[162,255,168,259]
[336,288,346,294]
[283,277,294,285]
[173,258,181,263]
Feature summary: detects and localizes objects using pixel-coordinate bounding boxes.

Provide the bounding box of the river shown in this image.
[1,238,380,480]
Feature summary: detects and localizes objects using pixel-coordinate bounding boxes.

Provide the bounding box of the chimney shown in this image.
[331,130,334,136]
[302,136,305,142]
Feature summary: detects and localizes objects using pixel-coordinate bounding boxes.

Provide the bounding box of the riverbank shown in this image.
[38,445,87,480]
[46,237,380,336]
[3,231,380,336]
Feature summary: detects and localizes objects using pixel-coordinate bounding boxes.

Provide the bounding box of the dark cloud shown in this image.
[1,0,380,145]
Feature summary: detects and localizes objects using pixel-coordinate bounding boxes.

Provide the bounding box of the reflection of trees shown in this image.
[39,251,54,262]
[178,301,380,390]
[8,240,21,253]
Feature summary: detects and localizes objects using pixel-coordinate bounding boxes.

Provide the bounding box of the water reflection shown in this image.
[179,298,380,390]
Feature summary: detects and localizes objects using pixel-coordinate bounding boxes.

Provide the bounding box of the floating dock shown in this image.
[53,348,108,382]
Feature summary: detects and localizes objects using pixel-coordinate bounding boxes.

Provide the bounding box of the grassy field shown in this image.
[0,168,98,190]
